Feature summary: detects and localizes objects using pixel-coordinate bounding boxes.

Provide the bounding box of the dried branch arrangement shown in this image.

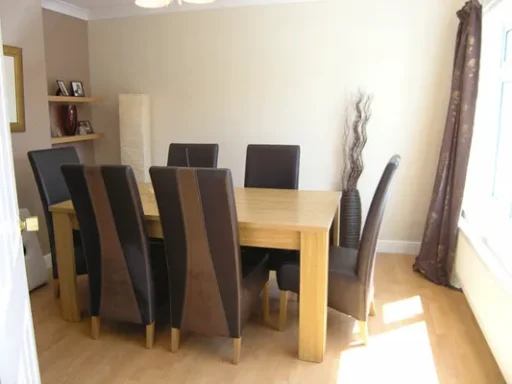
[341,91,373,191]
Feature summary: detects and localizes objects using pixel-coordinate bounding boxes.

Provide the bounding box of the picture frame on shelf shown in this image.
[71,81,85,97]
[56,80,70,96]
[77,121,93,135]
[50,124,63,138]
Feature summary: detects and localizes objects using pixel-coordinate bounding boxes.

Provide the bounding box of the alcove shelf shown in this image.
[48,96,102,104]
[51,133,103,145]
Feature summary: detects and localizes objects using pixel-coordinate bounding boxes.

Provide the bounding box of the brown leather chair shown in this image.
[244,144,300,190]
[243,144,301,267]
[276,155,401,343]
[244,144,301,321]
[167,143,219,168]
[28,148,87,298]
[150,166,270,364]
[61,164,167,348]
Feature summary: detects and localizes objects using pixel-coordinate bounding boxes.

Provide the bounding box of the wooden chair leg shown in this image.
[146,322,155,349]
[369,299,376,316]
[278,291,288,332]
[91,316,100,340]
[53,278,60,298]
[233,337,242,365]
[170,328,180,353]
[358,320,369,345]
[262,282,270,325]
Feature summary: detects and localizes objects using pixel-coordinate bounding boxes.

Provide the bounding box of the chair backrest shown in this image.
[63,164,155,325]
[61,164,101,315]
[150,166,243,338]
[357,155,401,289]
[99,165,155,325]
[28,147,80,274]
[244,144,300,189]
[167,143,219,168]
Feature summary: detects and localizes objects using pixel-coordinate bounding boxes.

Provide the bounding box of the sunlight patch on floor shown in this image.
[382,295,424,324]
[338,321,439,384]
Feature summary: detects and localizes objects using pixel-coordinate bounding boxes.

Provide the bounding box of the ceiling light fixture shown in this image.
[135,0,215,9]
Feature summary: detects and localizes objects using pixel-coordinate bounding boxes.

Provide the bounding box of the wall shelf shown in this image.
[48,96,102,103]
[51,133,103,145]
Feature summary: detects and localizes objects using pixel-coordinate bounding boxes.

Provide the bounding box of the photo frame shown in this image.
[77,121,93,135]
[56,80,70,97]
[50,124,63,138]
[71,81,85,97]
[3,45,26,132]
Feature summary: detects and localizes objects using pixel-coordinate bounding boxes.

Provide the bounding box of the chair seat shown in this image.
[268,249,299,271]
[241,246,299,271]
[276,246,358,294]
[277,246,367,320]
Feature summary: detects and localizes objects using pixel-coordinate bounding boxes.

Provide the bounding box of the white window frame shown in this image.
[464,0,512,275]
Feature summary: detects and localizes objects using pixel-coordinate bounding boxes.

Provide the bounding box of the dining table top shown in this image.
[49,182,341,233]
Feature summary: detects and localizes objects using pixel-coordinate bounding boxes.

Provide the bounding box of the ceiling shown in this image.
[41,0,322,21]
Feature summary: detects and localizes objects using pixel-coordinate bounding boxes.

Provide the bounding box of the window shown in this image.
[492,25,512,217]
[505,29,512,63]
[464,0,512,274]
[492,81,512,216]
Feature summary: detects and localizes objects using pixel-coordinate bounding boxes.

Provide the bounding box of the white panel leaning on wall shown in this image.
[119,94,151,182]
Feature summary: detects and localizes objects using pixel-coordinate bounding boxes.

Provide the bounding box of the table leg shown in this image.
[333,202,340,247]
[299,230,329,363]
[53,212,81,322]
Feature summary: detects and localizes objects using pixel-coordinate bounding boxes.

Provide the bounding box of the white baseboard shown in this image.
[44,254,52,270]
[377,240,420,255]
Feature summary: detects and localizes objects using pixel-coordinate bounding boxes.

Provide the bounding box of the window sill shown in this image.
[458,218,512,295]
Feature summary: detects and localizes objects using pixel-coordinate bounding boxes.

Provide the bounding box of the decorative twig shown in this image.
[341,90,373,191]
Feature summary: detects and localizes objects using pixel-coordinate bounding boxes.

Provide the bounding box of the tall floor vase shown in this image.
[340,189,362,249]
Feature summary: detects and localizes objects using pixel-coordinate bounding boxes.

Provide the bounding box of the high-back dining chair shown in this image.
[61,164,165,349]
[167,143,219,168]
[276,155,401,343]
[244,144,301,322]
[244,144,300,189]
[150,166,270,364]
[28,147,87,298]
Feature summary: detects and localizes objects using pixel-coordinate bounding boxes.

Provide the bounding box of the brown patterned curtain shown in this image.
[413,0,482,286]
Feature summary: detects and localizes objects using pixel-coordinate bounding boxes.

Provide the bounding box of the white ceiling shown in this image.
[41,0,322,21]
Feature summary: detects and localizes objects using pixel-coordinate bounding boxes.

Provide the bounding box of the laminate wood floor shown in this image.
[31,254,504,384]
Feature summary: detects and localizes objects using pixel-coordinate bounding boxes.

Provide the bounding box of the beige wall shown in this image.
[43,9,95,164]
[89,0,462,243]
[1,0,52,252]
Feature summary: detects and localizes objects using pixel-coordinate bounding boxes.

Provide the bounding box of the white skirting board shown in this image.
[377,241,421,255]
[43,241,420,270]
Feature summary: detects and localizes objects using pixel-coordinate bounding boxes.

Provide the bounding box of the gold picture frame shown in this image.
[3,45,25,133]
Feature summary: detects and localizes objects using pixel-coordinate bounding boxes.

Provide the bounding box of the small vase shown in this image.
[340,189,362,249]
[60,105,78,136]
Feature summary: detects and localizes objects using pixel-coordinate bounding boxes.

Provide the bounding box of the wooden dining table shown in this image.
[49,183,341,363]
